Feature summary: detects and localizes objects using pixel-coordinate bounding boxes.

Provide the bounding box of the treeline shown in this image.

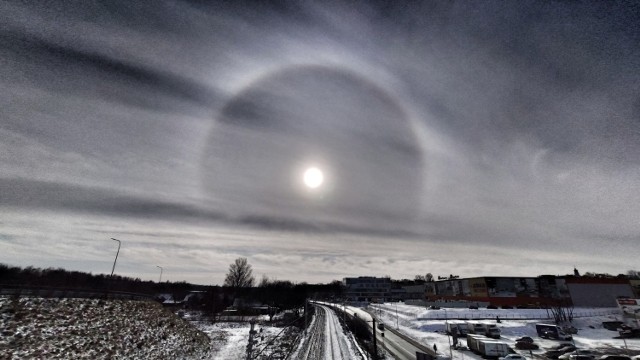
[580,270,640,279]
[0,263,200,298]
[198,279,345,318]
[0,263,345,315]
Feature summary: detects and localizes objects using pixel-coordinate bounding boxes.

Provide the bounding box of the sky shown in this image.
[1,1,639,285]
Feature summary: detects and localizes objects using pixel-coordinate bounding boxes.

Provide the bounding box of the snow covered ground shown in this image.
[0,296,211,359]
[193,317,301,359]
[367,303,640,359]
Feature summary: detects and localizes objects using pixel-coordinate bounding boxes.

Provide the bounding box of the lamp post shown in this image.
[395,302,399,330]
[110,238,121,276]
[444,308,453,360]
[156,266,163,283]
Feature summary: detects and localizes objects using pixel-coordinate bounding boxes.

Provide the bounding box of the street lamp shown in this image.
[110,238,121,276]
[444,308,453,360]
[395,302,399,330]
[156,265,163,283]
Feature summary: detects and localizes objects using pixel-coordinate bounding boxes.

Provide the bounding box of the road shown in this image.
[307,302,436,359]
[347,305,436,360]
[295,304,362,360]
[377,325,429,360]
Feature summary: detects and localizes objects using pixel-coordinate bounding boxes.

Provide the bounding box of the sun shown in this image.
[303,167,324,189]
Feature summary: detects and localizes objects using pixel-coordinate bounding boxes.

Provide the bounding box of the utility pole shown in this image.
[445,308,453,360]
[343,301,346,323]
[110,238,121,276]
[305,299,308,334]
[372,318,378,360]
[246,321,256,360]
[396,302,399,330]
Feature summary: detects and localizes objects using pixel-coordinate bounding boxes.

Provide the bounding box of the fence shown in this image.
[369,303,619,321]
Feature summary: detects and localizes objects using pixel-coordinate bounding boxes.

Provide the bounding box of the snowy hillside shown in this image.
[0,297,211,359]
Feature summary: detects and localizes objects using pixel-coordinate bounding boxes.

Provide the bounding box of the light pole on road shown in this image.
[110,238,121,276]
[395,302,399,330]
[444,308,453,360]
[156,265,163,283]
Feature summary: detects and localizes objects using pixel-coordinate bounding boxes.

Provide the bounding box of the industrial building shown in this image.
[343,276,392,302]
[425,275,635,308]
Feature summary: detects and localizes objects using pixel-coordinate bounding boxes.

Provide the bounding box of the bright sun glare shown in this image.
[303,167,324,189]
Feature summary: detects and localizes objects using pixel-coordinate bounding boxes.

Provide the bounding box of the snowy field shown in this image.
[194,320,301,359]
[367,303,640,359]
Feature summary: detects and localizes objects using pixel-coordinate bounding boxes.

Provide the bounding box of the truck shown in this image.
[466,334,487,353]
[467,322,486,334]
[535,324,573,340]
[466,321,500,337]
[477,340,511,358]
[481,323,501,339]
[466,334,510,358]
[446,321,469,335]
[616,298,640,338]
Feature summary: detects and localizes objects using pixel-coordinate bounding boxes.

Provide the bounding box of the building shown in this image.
[402,284,426,300]
[343,276,392,302]
[425,275,635,308]
[565,276,634,307]
[426,276,568,307]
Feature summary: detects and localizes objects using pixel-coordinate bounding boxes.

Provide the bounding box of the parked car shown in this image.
[469,304,479,309]
[500,355,527,360]
[599,356,631,360]
[559,350,595,360]
[545,345,578,359]
[428,305,441,310]
[601,321,624,331]
[563,326,578,334]
[546,350,567,359]
[516,341,539,350]
[515,336,534,344]
[487,304,498,309]
[377,323,385,331]
[557,345,577,353]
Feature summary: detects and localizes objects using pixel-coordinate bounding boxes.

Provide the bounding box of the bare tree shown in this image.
[224,257,255,288]
[426,273,434,282]
[550,298,574,324]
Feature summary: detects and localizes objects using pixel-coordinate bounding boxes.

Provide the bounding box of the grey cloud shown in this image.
[0,177,426,239]
[0,29,218,113]
[0,178,226,220]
